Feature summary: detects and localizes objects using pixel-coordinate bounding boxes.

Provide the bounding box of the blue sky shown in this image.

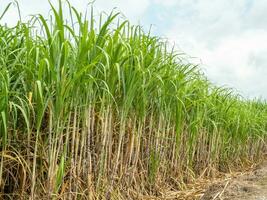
[1,0,267,99]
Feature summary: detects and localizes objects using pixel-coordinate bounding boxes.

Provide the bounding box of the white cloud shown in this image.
[153,0,178,6]
[165,0,267,99]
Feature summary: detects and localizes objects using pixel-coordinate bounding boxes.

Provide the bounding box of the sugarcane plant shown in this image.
[0,1,266,199]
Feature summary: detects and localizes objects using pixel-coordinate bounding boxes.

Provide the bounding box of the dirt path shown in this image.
[201,161,267,200]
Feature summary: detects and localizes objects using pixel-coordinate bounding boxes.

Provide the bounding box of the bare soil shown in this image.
[201,161,267,200]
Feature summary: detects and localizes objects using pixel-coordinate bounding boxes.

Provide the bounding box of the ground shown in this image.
[201,161,267,200]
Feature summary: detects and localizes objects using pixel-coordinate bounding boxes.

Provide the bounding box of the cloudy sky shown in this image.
[1,0,267,99]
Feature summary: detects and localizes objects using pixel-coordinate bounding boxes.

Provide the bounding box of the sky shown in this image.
[1,0,267,99]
